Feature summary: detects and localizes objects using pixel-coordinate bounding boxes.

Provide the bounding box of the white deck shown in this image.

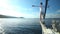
[40,21,59,34]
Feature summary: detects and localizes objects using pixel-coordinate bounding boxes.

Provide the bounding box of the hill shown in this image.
[0,15,17,18]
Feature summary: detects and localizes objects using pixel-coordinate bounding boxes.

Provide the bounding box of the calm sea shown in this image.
[0,18,41,34]
[0,18,60,34]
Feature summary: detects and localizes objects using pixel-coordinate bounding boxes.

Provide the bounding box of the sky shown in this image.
[0,0,60,18]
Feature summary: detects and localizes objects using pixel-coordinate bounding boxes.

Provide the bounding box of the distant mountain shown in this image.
[0,15,17,18]
[0,15,25,18]
[19,17,24,18]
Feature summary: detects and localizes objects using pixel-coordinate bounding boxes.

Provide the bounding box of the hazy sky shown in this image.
[0,0,60,18]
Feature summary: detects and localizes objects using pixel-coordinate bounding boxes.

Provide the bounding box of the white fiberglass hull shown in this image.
[40,21,59,34]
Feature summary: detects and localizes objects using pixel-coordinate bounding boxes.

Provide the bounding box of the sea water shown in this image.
[0,18,60,34]
[0,18,41,34]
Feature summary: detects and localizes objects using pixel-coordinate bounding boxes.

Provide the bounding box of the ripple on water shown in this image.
[0,24,5,34]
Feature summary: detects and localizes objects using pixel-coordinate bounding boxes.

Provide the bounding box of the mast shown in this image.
[44,0,48,19]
